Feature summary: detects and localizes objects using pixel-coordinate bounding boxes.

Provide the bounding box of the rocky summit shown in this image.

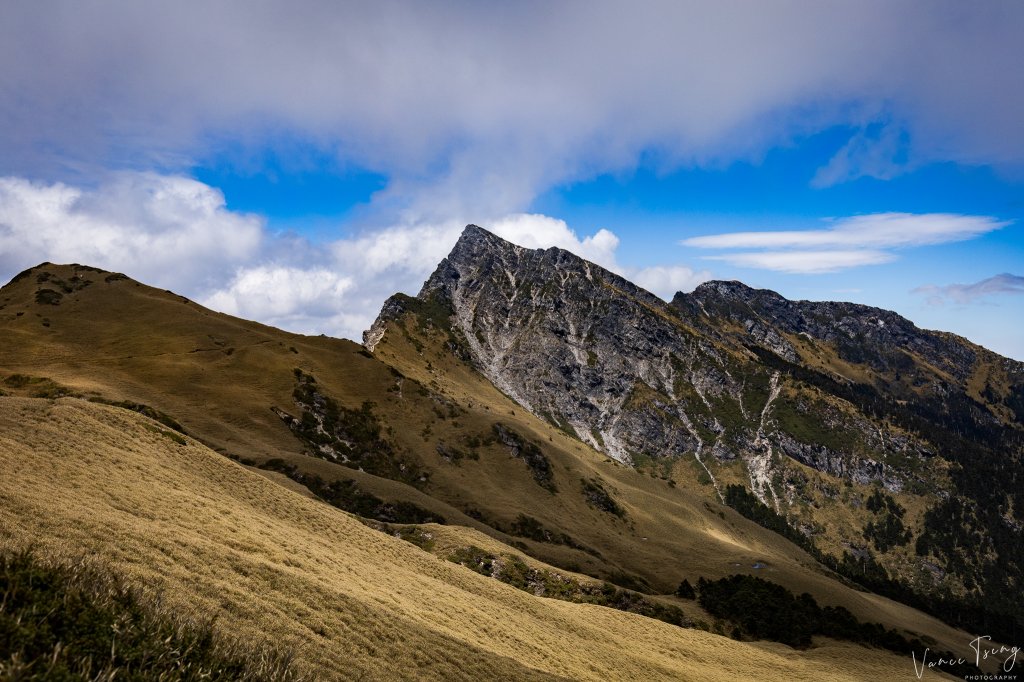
[368,224,1024,642]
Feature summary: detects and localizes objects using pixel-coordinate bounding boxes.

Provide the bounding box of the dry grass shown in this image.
[0,396,954,681]
[0,264,977,678]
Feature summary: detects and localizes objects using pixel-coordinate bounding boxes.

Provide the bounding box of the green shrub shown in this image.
[259,459,444,525]
[695,573,971,675]
[281,370,426,487]
[492,424,556,491]
[88,398,187,434]
[3,374,76,399]
[34,288,63,305]
[580,478,625,518]
[360,521,437,551]
[143,423,187,446]
[674,579,696,599]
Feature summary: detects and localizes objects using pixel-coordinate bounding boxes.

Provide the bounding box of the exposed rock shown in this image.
[675,279,988,388]
[365,225,1024,619]
[366,227,966,496]
[371,226,742,471]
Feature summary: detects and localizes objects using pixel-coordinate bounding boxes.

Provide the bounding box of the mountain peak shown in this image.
[460,223,495,241]
[443,224,526,269]
[454,224,495,248]
[693,279,755,295]
[684,280,785,305]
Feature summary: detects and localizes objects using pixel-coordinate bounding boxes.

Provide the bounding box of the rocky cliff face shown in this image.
[367,226,1024,633]
[367,226,980,501]
[368,226,751,493]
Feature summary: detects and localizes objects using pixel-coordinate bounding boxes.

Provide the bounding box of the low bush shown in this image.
[259,459,444,525]
[580,478,625,518]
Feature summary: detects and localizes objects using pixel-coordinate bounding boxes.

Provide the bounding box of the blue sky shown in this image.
[1,2,1022,358]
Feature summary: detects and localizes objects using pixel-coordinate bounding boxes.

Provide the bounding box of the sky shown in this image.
[1,1,1023,359]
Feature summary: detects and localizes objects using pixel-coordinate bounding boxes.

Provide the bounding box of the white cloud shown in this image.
[323,214,621,280]
[705,250,895,274]
[631,265,712,298]
[488,214,620,270]
[306,212,674,338]
[330,222,465,277]
[0,172,707,340]
[913,273,1024,304]
[204,213,705,338]
[681,212,1010,274]
[202,266,353,326]
[682,213,1009,250]
[0,174,263,291]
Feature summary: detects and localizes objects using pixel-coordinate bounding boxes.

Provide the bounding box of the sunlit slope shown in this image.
[0,263,973,657]
[0,396,949,681]
[0,263,372,459]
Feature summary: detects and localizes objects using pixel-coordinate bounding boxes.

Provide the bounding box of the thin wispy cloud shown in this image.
[682,213,1009,249]
[811,124,911,188]
[913,273,1024,304]
[703,250,895,275]
[682,213,1010,274]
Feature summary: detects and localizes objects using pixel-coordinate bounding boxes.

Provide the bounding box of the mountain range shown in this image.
[1,225,1020,680]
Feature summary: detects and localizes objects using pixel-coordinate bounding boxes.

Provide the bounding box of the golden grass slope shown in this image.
[0,396,952,681]
[0,263,978,662]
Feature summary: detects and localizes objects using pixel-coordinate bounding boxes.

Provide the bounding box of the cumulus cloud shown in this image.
[681,213,1010,274]
[0,174,263,291]
[320,213,620,280]
[302,212,691,338]
[912,273,1024,305]
[202,212,701,338]
[1,2,1022,217]
[0,173,705,340]
[202,266,353,327]
[631,265,712,299]
[489,214,621,269]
